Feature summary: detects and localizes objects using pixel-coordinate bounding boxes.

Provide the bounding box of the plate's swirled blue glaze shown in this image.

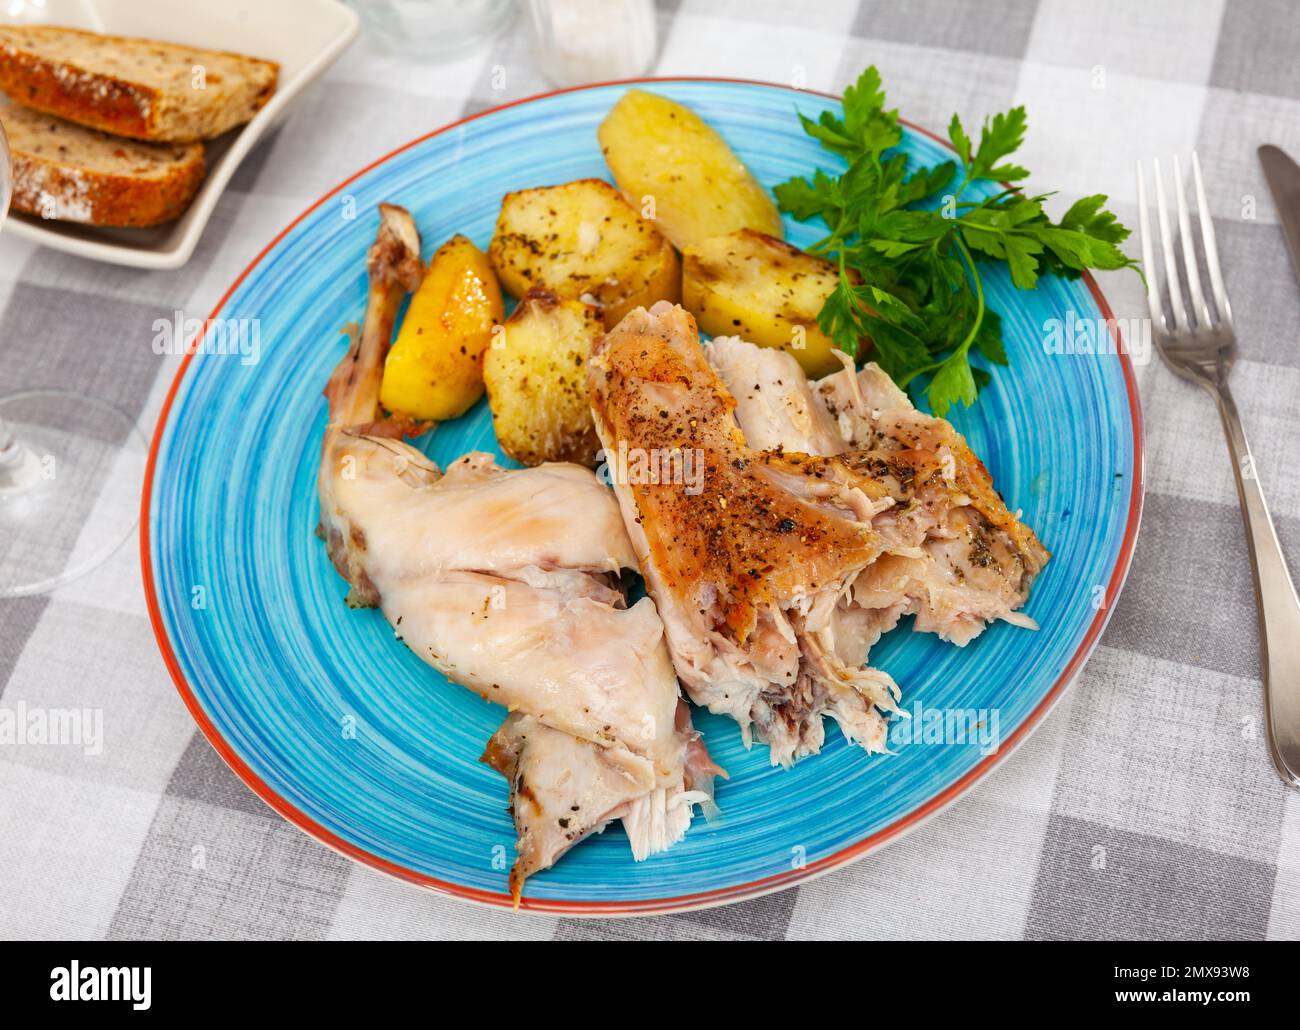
[144,79,1143,914]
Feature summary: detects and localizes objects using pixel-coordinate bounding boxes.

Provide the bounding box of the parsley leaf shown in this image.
[776,66,1141,415]
[969,106,1030,182]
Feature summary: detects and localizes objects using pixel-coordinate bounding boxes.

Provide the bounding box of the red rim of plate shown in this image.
[139,76,1146,917]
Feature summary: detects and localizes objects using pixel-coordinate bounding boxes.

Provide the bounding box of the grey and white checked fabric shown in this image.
[1,0,1298,941]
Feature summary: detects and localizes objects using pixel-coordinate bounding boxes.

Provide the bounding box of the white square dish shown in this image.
[0,0,359,268]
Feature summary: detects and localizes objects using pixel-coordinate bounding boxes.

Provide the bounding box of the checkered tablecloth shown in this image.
[1,0,1298,941]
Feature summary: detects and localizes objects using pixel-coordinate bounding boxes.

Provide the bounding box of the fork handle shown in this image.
[1213,382,1300,787]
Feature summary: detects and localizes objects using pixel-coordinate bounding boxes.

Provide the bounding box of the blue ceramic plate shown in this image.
[144,79,1144,915]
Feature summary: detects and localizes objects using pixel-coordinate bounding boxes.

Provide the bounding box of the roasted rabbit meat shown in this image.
[318,208,716,898]
[589,302,904,764]
[709,335,1049,650]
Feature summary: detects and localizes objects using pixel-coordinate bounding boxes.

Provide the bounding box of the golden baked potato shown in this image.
[488,178,678,329]
[380,233,504,421]
[682,229,851,378]
[598,88,784,251]
[483,287,603,467]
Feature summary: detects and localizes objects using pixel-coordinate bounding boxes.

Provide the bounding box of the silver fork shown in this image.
[1137,153,1300,788]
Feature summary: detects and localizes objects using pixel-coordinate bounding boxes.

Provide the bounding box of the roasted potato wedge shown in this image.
[598,89,784,251]
[682,229,855,377]
[488,179,679,329]
[380,234,504,421]
[483,287,603,467]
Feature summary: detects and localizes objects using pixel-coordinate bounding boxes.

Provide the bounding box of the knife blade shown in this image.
[1259,143,1300,291]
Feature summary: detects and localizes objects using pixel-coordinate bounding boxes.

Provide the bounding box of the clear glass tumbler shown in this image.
[524,0,658,87]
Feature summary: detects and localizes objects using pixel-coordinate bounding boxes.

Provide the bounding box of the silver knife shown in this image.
[1259,144,1300,284]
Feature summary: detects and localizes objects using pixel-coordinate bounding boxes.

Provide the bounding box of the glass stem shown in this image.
[0,414,36,491]
[0,415,20,466]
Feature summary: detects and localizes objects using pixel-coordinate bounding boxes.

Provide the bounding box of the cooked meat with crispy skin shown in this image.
[589,303,902,765]
[318,209,716,898]
[710,334,1049,649]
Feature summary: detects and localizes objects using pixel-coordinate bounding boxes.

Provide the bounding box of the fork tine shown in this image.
[1172,155,1213,328]
[1152,158,1190,332]
[1135,162,1166,332]
[1191,151,1233,327]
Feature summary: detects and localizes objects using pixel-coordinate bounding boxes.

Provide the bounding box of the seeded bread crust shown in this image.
[2,98,204,226]
[0,24,278,143]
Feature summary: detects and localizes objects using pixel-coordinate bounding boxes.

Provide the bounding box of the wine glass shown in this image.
[0,118,148,597]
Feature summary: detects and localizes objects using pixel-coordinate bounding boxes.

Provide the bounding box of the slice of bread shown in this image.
[1,96,204,226]
[0,24,277,143]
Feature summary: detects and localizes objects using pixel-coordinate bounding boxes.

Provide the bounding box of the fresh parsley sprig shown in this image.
[775,67,1139,415]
